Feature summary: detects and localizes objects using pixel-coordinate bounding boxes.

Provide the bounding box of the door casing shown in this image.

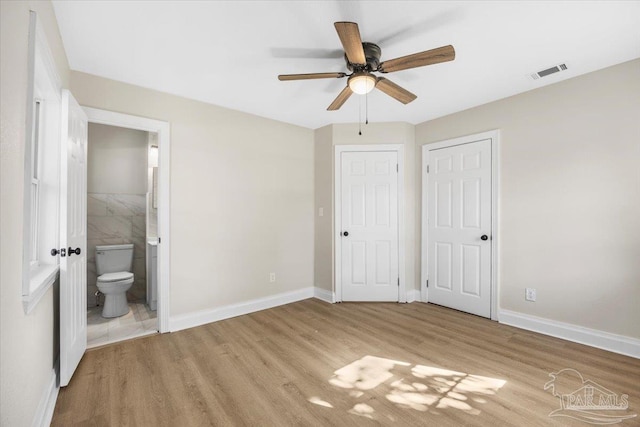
[83,107,171,333]
[421,130,500,320]
[335,144,406,303]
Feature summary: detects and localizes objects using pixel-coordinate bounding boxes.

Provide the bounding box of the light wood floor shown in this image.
[52,299,640,426]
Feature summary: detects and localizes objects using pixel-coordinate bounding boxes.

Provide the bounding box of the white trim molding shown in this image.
[420,130,500,320]
[405,289,421,303]
[23,267,58,314]
[83,107,171,333]
[334,144,406,303]
[22,11,63,314]
[170,288,315,332]
[499,309,640,359]
[32,367,59,427]
[313,287,335,303]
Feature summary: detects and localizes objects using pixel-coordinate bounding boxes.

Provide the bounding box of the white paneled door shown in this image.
[60,90,88,386]
[341,151,399,301]
[426,139,492,317]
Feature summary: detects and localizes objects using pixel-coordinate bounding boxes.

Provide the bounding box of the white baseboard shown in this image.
[313,287,334,303]
[32,367,58,427]
[169,287,315,332]
[406,289,421,303]
[499,309,640,359]
[312,287,420,304]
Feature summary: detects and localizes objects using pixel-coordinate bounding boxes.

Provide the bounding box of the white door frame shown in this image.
[83,107,171,333]
[421,130,500,320]
[335,144,406,303]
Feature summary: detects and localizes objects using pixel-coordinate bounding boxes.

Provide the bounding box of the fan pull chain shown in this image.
[365,90,369,125]
[358,95,362,135]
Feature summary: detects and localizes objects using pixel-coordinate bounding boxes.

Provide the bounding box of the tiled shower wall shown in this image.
[87,193,146,308]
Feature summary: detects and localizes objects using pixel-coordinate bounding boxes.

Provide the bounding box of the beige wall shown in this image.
[416,59,640,338]
[88,123,148,194]
[314,125,333,292]
[0,1,70,425]
[70,72,315,316]
[313,122,418,297]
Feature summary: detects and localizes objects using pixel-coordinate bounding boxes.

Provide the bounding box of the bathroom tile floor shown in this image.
[87,301,157,348]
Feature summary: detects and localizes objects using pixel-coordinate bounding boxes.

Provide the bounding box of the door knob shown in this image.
[51,248,66,257]
[481,235,489,241]
[68,247,81,256]
[343,231,349,237]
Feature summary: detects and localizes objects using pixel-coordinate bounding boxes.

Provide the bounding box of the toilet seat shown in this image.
[98,271,134,283]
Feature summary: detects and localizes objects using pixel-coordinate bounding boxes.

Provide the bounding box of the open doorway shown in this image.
[85,123,158,347]
[83,108,171,345]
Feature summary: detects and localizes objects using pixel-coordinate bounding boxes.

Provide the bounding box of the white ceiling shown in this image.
[52,1,640,129]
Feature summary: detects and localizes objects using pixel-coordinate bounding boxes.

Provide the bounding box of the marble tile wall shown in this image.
[87,193,146,308]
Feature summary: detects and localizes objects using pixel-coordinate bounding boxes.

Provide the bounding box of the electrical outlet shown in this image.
[269,272,276,283]
[525,288,536,302]
[319,207,324,217]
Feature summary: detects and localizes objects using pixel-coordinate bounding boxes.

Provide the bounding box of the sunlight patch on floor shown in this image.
[349,403,375,419]
[308,396,333,408]
[312,355,507,420]
[329,355,411,391]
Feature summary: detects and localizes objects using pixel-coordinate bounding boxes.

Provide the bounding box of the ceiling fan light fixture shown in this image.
[348,72,376,95]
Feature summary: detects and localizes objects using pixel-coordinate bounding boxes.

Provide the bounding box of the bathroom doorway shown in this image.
[85,123,157,346]
[83,108,170,348]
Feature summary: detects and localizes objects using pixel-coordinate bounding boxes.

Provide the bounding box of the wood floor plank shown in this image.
[52,300,640,426]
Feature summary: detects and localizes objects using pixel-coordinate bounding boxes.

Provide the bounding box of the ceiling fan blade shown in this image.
[327,86,353,111]
[379,45,455,73]
[278,72,346,81]
[375,77,417,104]
[334,22,366,65]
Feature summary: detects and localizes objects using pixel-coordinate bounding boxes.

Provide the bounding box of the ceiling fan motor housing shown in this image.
[345,42,382,72]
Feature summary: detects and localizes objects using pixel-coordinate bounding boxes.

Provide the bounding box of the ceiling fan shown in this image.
[278,22,455,111]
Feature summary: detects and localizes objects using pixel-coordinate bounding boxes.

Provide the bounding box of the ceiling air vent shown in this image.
[530,63,568,80]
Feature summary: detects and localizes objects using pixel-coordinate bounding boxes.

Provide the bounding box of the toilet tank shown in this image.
[95,244,134,275]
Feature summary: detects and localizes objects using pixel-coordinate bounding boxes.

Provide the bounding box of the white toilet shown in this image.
[95,244,134,318]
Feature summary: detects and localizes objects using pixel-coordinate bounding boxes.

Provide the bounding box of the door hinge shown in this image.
[426,164,430,173]
[396,164,399,172]
[158,237,161,244]
[397,277,400,287]
[426,279,429,288]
